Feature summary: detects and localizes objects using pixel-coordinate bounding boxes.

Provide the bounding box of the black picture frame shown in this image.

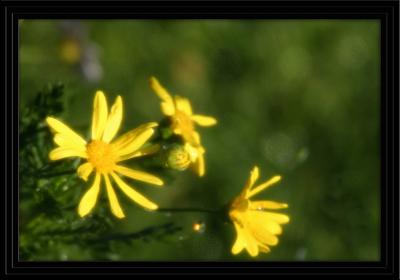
[4,0,399,277]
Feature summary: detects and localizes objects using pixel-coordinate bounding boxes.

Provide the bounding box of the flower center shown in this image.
[231,197,250,212]
[86,140,117,173]
[171,110,195,141]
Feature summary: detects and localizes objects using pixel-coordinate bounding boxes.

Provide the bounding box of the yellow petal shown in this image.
[91,90,108,140]
[247,175,281,198]
[242,166,259,197]
[263,221,283,236]
[261,212,290,224]
[231,222,245,255]
[112,122,157,147]
[46,117,86,147]
[242,226,259,257]
[77,162,93,181]
[250,201,288,210]
[184,143,199,163]
[174,95,192,115]
[112,123,157,157]
[102,96,123,143]
[78,173,101,217]
[53,134,86,152]
[117,144,160,162]
[191,115,217,126]
[149,76,175,116]
[49,147,87,160]
[114,165,163,186]
[251,225,279,246]
[149,76,173,103]
[259,244,271,253]
[116,128,154,157]
[111,172,158,210]
[104,174,125,219]
[250,211,284,235]
[160,102,175,116]
[192,131,201,146]
[192,152,205,177]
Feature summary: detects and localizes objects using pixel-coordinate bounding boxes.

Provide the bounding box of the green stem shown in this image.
[157,207,220,214]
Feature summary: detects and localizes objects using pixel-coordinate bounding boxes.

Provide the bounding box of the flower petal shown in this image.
[102,95,123,143]
[260,212,290,224]
[149,76,175,116]
[78,173,101,217]
[77,162,93,181]
[116,129,154,157]
[263,221,283,236]
[192,152,205,177]
[191,115,217,126]
[46,117,86,147]
[104,174,125,219]
[114,165,163,186]
[112,123,157,157]
[111,172,158,210]
[160,102,175,116]
[49,147,87,160]
[242,166,259,197]
[231,222,245,255]
[91,90,108,140]
[249,211,284,235]
[116,144,160,162]
[259,244,271,253]
[184,143,199,163]
[192,131,201,145]
[247,175,282,198]
[250,223,279,246]
[250,201,288,210]
[53,134,86,152]
[174,95,192,115]
[242,226,259,257]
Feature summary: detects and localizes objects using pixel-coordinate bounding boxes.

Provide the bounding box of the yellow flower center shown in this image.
[86,140,117,173]
[171,110,195,142]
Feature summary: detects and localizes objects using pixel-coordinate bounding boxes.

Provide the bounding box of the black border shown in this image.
[4,0,399,276]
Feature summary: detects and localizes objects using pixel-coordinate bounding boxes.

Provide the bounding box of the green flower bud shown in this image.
[164,144,191,171]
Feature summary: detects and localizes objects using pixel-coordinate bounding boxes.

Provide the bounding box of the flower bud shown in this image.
[164,144,191,171]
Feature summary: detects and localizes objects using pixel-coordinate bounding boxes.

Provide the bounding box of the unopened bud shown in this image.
[165,144,191,171]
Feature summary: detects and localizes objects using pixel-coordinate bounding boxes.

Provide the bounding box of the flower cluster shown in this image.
[46,77,289,257]
[149,77,217,177]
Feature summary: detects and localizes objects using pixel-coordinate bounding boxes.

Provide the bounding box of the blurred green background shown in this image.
[19,20,380,261]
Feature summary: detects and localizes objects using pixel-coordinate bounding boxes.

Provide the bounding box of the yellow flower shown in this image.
[46,91,163,219]
[60,37,81,64]
[149,76,217,146]
[149,76,216,177]
[229,166,290,257]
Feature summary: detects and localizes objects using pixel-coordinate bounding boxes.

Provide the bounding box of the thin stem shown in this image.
[157,207,220,214]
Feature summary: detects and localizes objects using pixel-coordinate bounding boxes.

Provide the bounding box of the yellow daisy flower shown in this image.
[229,166,290,257]
[149,76,216,176]
[46,90,164,219]
[149,76,217,146]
